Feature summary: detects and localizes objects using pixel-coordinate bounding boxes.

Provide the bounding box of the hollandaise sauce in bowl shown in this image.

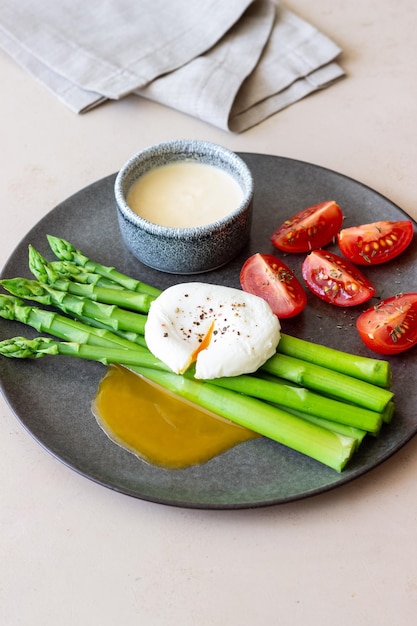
[114,140,254,274]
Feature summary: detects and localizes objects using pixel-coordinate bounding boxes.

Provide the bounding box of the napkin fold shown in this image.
[0,0,344,132]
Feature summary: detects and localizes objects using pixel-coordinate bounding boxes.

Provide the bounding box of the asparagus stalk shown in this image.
[0,290,393,470]
[382,401,395,424]
[50,262,127,289]
[47,235,161,297]
[0,334,358,470]
[278,408,367,448]
[276,334,391,388]
[259,370,394,426]
[0,295,141,351]
[211,373,383,434]
[0,333,366,454]
[75,313,148,348]
[0,334,384,435]
[0,278,147,335]
[28,246,155,313]
[130,366,357,472]
[45,258,126,289]
[261,352,393,413]
[256,372,368,444]
[0,336,166,369]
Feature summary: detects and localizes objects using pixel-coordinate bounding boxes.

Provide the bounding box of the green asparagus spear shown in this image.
[29,245,126,288]
[382,401,395,424]
[32,252,126,289]
[0,295,141,351]
[211,374,383,434]
[50,262,126,289]
[47,235,161,297]
[253,372,368,445]
[261,352,393,413]
[0,278,147,334]
[74,313,148,348]
[276,333,391,388]
[28,246,155,313]
[55,281,153,314]
[131,366,357,472]
[0,334,384,434]
[0,336,166,369]
[275,408,367,448]
[0,334,357,470]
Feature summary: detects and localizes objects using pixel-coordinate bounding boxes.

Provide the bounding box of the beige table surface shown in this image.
[1,1,417,624]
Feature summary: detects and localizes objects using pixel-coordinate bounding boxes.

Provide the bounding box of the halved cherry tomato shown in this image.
[240,253,307,318]
[338,220,414,265]
[302,249,376,307]
[356,293,417,355]
[271,200,344,253]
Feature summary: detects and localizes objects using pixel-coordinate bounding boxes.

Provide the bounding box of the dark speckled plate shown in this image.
[1,153,417,509]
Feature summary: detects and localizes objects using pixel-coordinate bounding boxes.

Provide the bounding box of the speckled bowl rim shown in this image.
[114,139,254,240]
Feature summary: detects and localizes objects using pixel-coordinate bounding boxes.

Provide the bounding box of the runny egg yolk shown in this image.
[190,320,214,362]
[92,364,259,469]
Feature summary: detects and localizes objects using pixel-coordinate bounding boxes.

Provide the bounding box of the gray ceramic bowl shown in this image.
[114,140,254,274]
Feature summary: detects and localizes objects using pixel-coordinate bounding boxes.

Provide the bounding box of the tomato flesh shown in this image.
[271,200,344,253]
[302,249,376,307]
[240,253,307,318]
[356,293,417,355]
[338,220,414,265]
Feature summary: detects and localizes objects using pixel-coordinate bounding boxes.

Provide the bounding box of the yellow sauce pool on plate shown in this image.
[92,365,259,469]
[126,161,244,228]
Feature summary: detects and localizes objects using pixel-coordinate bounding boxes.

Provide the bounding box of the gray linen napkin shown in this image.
[0,0,344,132]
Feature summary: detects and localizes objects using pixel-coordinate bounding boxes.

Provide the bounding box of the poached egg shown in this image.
[144,282,281,379]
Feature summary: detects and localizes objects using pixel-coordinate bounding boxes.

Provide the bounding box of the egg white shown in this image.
[144,282,281,379]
